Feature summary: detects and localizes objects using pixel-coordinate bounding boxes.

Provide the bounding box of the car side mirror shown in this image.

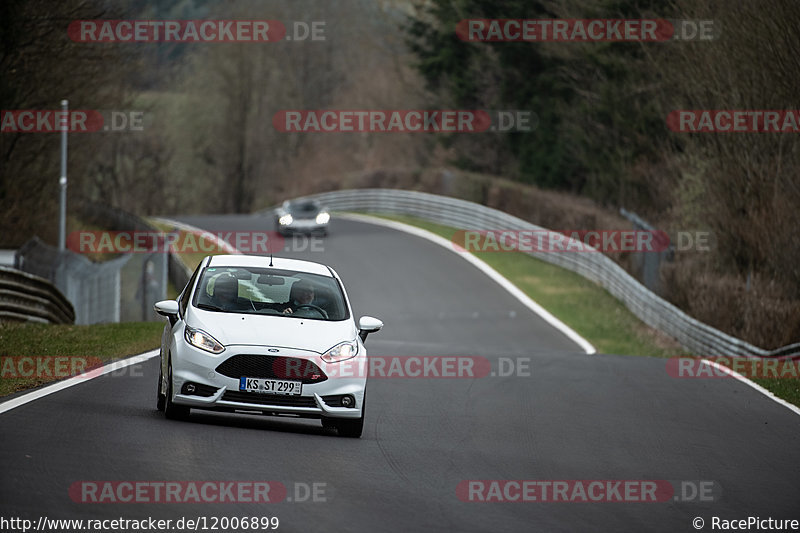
[154,300,179,325]
[358,316,383,342]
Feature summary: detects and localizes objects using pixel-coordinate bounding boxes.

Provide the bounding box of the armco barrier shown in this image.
[77,201,191,294]
[14,202,189,325]
[277,189,799,359]
[0,266,75,324]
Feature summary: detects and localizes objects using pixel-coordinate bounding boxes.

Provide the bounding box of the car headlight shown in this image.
[279,214,293,225]
[315,212,330,225]
[321,340,358,363]
[184,325,225,354]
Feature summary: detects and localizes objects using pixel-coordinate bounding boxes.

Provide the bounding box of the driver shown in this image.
[283,280,315,315]
[213,273,244,310]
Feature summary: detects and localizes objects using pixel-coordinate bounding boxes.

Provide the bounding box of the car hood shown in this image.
[187,308,357,354]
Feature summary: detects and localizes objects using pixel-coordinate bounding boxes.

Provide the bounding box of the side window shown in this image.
[179,265,201,316]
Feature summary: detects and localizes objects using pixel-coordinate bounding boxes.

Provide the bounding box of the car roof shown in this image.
[206,255,333,277]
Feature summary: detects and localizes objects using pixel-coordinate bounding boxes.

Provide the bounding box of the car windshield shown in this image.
[192,266,348,321]
[287,201,321,215]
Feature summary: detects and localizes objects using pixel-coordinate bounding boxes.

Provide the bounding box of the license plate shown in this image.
[239,377,302,395]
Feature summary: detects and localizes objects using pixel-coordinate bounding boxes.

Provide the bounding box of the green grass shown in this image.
[367,213,800,409]
[0,322,164,397]
[752,376,800,408]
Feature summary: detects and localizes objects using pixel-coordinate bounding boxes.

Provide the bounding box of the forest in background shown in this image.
[2,0,798,347]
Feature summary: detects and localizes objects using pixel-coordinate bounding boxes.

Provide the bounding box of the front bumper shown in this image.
[278,219,328,234]
[171,343,365,419]
[173,390,362,418]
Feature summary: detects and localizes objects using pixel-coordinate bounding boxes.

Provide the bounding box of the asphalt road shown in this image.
[2,215,799,532]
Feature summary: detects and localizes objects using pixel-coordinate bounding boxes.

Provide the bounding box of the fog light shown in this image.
[341,395,354,408]
[186,383,196,393]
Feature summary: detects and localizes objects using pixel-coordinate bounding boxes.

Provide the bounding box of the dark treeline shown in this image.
[406,0,800,345]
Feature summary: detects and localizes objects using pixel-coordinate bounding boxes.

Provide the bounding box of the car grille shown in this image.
[221,391,318,408]
[215,354,328,384]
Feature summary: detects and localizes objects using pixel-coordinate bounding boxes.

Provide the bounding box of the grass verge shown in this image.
[751,376,800,409]
[0,322,163,398]
[367,213,800,409]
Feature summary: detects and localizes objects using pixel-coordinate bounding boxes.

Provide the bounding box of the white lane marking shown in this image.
[700,359,800,417]
[0,349,159,415]
[338,213,596,355]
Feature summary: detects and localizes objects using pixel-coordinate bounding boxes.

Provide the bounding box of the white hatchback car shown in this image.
[154,254,382,437]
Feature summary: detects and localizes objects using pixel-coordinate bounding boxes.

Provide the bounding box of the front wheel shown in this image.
[333,393,365,438]
[156,362,166,412]
[164,360,190,420]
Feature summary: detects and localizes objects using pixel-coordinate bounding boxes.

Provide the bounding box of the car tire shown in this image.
[321,417,337,430]
[334,393,365,438]
[156,361,166,412]
[164,359,190,420]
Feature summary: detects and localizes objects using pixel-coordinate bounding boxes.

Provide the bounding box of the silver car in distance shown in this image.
[275,199,330,236]
[154,254,383,438]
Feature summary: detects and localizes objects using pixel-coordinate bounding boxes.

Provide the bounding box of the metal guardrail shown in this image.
[15,236,129,325]
[286,188,799,359]
[14,202,187,325]
[0,266,75,324]
[78,201,191,297]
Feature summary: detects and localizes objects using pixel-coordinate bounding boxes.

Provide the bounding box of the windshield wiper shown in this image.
[197,303,225,312]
